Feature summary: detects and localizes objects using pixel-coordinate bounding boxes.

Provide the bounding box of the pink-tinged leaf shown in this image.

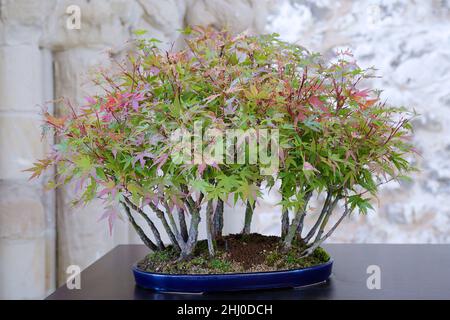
[210,162,220,170]
[85,96,96,105]
[154,153,168,171]
[142,192,158,207]
[97,188,110,198]
[134,134,145,146]
[224,97,238,115]
[149,134,163,145]
[74,175,87,193]
[353,89,370,98]
[98,205,122,235]
[131,99,139,111]
[198,162,206,176]
[351,132,362,139]
[303,161,319,172]
[278,149,286,165]
[130,93,144,111]
[132,151,154,168]
[97,181,118,198]
[204,94,221,104]
[294,111,306,126]
[149,66,160,75]
[309,96,323,108]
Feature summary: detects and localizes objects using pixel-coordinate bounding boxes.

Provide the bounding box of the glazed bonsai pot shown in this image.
[132,259,333,293]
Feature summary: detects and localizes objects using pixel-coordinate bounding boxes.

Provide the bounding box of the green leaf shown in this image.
[133,29,147,36]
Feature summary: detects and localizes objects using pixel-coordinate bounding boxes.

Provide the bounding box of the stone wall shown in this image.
[0,0,449,299]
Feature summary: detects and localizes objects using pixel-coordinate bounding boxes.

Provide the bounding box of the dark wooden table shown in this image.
[46,244,450,300]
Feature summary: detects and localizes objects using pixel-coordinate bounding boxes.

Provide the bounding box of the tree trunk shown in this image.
[242,200,255,234]
[281,209,289,239]
[179,198,202,260]
[283,191,312,250]
[178,209,189,242]
[164,202,186,249]
[297,210,306,239]
[206,200,216,257]
[148,202,180,251]
[213,199,224,237]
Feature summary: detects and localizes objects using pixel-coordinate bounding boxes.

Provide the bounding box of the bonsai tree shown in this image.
[27,27,414,271]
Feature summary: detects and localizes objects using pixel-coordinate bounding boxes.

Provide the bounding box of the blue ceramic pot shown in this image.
[133,259,333,293]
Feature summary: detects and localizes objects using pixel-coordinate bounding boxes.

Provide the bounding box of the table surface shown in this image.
[46,244,450,300]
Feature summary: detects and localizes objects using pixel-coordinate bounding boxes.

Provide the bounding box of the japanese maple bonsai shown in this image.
[28,27,414,287]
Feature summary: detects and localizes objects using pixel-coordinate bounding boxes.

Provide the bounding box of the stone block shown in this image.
[0,45,43,111]
[0,184,46,239]
[0,238,46,299]
[0,114,49,180]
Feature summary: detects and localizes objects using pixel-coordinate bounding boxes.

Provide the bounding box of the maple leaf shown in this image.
[23,159,53,180]
[84,96,96,105]
[97,180,119,199]
[303,161,319,172]
[238,182,260,203]
[153,153,168,170]
[132,151,154,168]
[353,89,370,98]
[204,93,221,104]
[309,96,324,108]
[149,66,160,75]
[98,205,122,235]
[198,162,207,176]
[361,99,378,110]
[44,112,66,128]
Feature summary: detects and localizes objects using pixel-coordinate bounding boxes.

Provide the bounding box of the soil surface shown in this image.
[137,233,330,274]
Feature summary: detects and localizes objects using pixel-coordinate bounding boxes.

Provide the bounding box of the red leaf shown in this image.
[309,96,323,108]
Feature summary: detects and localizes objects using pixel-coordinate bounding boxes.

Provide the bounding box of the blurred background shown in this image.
[0,0,449,299]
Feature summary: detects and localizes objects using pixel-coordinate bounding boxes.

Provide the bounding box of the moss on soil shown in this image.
[137,233,330,274]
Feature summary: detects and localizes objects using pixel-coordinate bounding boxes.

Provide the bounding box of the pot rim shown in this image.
[133,257,333,277]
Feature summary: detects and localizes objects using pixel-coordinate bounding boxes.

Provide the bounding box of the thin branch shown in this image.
[301,199,350,257]
[123,197,165,250]
[314,195,341,242]
[148,201,180,251]
[164,201,184,248]
[304,191,332,243]
[120,201,157,251]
